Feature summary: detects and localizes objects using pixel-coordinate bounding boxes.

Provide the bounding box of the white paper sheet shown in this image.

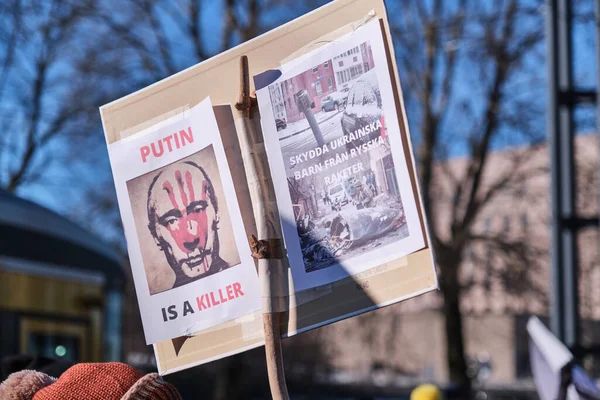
[106,98,261,344]
[255,20,426,290]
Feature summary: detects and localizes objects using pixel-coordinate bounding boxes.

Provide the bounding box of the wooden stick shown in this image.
[263,312,289,400]
[235,55,290,400]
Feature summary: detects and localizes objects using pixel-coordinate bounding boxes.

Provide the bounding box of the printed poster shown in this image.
[107,98,260,344]
[256,20,426,290]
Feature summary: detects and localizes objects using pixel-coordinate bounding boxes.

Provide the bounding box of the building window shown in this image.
[353,56,358,62]
[324,60,329,69]
[327,76,333,90]
[315,80,322,95]
[349,65,363,79]
[339,61,344,67]
[465,247,475,261]
[364,62,370,72]
[521,213,528,231]
[312,66,318,74]
[485,247,493,271]
[517,181,527,197]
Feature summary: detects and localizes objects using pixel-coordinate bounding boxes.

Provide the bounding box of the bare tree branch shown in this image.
[188,0,209,61]
[390,0,546,393]
[141,0,178,75]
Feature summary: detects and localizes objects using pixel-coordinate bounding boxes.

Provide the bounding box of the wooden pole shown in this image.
[262,308,289,400]
[235,55,290,400]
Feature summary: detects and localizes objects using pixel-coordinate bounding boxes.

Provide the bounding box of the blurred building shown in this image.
[0,191,125,363]
[290,133,599,390]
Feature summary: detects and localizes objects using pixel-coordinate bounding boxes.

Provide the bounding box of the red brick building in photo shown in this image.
[280,59,337,123]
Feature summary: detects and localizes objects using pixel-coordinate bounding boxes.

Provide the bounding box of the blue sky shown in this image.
[6,0,598,242]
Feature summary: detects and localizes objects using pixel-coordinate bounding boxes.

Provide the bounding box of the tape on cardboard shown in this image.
[120,104,190,140]
[253,10,378,90]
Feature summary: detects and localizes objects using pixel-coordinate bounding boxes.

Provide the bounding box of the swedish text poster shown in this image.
[256,20,426,290]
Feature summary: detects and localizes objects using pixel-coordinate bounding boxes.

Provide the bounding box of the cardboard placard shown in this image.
[100,0,437,375]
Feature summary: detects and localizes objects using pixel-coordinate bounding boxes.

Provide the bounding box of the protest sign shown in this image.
[106,98,261,344]
[255,19,426,290]
[101,0,438,375]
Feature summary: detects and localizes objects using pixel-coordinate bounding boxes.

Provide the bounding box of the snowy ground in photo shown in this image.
[280,112,347,162]
[278,109,340,140]
[304,224,409,273]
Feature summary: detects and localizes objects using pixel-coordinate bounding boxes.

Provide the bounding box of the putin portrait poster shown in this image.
[106,98,260,344]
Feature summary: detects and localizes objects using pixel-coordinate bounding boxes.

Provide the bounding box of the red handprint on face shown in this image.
[146,154,230,290]
[159,170,209,270]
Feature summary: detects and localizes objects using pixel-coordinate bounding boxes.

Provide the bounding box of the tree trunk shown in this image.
[439,257,471,398]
